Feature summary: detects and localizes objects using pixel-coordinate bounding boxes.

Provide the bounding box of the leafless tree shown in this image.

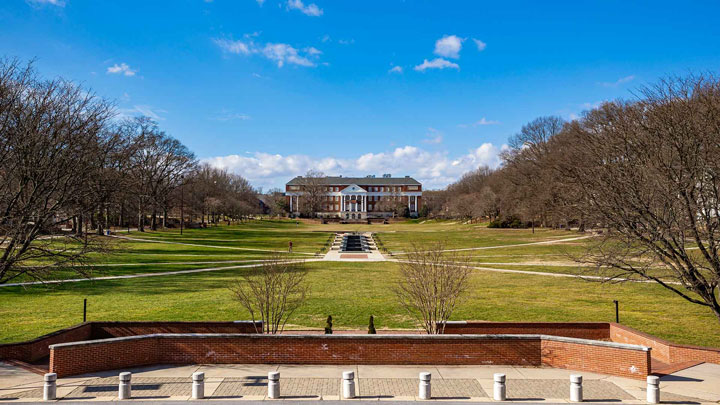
[394,242,473,334]
[298,169,326,217]
[0,59,112,284]
[229,255,309,333]
[127,118,196,231]
[559,74,720,322]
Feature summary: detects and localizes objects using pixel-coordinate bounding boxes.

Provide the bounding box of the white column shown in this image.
[289,195,293,212]
[408,195,411,211]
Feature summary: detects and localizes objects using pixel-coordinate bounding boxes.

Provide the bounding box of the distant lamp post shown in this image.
[180,175,184,235]
[613,300,620,323]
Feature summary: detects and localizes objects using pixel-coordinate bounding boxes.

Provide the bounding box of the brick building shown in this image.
[285,175,422,219]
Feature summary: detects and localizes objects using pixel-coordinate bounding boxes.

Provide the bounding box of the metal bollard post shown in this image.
[43,373,57,401]
[118,372,132,400]
[418,372,431,400]
[268,371,280,399]
[646,375,660,404]
[570,375,583,402]
[493,373,506,401]
[342,371,356,399]
[192,372,205,399]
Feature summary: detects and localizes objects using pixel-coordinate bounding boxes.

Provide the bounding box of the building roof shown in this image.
[287,176,421,186]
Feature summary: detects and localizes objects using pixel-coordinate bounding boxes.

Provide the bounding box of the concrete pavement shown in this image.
[2,362,719,403]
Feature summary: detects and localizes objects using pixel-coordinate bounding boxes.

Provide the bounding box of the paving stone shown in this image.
[506,379,634,400]
[211,377,338,399]
[357,378,485,399]
[65,377,191,399]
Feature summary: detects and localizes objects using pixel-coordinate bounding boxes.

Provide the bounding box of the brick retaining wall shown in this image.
[609,323,720,365]
[0,323,93,363]
[49,334,650,379]
[0,321,261,364]
[442,321,610,340]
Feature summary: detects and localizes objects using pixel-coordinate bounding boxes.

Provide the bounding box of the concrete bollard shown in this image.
[646,375,660,404]
[192,372,205,399]
[43,373,57,401]
[118,372,132,400]
[342,371,356,399]
[418,372,431,400]
[570,374,583,402]
[493,373,506,401]
[268,371,280,399]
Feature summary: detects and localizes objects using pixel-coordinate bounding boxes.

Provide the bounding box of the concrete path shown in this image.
[1,362,717,403]
[0,259,323,288]
[111,235,318,256]
[390,235,596,256]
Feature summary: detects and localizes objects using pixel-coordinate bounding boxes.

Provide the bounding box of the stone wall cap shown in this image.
[48,332,650,352]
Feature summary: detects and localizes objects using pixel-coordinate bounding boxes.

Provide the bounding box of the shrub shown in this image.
[324,315,333,334]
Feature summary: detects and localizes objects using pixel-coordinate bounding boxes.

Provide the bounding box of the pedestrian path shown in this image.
[1,362,717,402]
[390,235,596,256]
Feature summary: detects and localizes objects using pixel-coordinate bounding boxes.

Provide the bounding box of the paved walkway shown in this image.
[111,235,319,256]
[1,362,718,403]
[390,235,597,256]
[0,259,323,288]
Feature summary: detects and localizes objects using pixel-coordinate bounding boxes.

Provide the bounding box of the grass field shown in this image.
[1,219,718,347]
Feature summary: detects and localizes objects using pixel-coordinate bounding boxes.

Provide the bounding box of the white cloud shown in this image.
[256,0,265,5]
[27,0,65,6]
[388,66,403,74]
[473,38,487,51]
[458,117,500,128]
[213,38,252,55]
[434,35,464,59]
[106,63,136,77]
[286,0,323,16]
[116,105,167,121]
[414,58,459,72]
[214,36,319,67]
[212,110,251,121]
[262,43,314,67]
[203,143,506,190]
[600,75,635,87]
[422,128,443,144]
[304,46,322,56]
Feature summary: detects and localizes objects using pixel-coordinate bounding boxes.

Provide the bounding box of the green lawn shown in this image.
[1,218,719,348]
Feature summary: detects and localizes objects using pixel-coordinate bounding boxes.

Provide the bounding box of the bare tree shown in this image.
[229,255,309,334]
[559,74,720,322]
[298,170,326,218]
[394,243,473,334]
[0,59,112,284]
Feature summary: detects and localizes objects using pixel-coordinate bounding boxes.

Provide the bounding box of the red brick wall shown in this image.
[0,322,260,364]
[0,323,93,363]
[90,321,261,339]
[50,336,159,377]
[49,334,649,379]
[541,339,650,379]
[609,323,720,365]
[158,336,541,366]
[442,322,610,340]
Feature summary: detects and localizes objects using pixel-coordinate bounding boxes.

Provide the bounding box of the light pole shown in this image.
[180,175,184,235]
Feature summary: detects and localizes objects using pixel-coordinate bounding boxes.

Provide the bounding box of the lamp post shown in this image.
[180,175,184,235]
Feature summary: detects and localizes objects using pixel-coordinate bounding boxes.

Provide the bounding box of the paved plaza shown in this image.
[1,362,719,403]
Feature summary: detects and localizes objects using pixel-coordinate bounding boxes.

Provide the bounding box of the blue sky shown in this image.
[2,0,720,190]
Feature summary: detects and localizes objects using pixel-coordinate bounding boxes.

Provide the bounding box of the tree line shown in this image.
[428,74,720,322]
[0,59,261,284]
